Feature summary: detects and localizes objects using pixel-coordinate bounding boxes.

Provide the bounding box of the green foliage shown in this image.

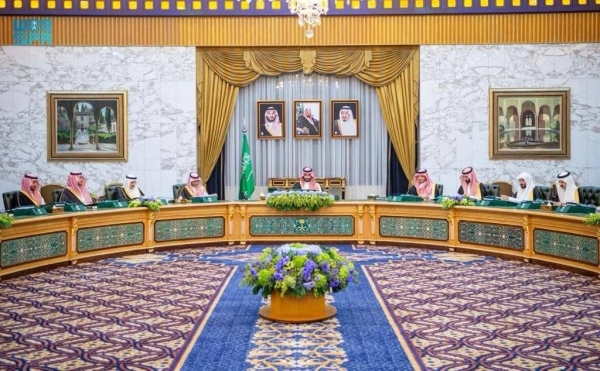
[266,191,334,211]
[440,196,475,210]
[128,199,162,212]
[241,243,359,299]
[584,213,600,226]
[0,213,14,228]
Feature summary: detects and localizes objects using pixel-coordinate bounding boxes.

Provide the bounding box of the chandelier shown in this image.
[241,0,330,38]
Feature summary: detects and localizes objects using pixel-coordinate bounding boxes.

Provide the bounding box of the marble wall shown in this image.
[0,46,197,205]
[420,44,600,194]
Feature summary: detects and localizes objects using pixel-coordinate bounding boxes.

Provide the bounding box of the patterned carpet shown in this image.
[1,244,600,370]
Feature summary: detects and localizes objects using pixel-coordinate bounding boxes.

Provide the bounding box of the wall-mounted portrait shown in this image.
[257,101,285,139]
[331,100,360,138]
[489,88,570,159]
[47,91,128,161]
[294,100,322,139]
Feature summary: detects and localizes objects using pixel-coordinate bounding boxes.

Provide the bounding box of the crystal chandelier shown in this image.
[241,0,330,38]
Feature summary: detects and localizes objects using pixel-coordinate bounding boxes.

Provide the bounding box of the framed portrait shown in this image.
[331,100,360,138]
[489,88,570,160]
[47,91,128,162]
[257,101,285,139]
[293,100,322,139]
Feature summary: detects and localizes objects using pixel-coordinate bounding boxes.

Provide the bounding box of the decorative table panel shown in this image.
[250,216,354,236]
[379,217,448,241]
[458,221,524,250]
[154,217,225,242]
[78,223,144,252]
[1,232,67,267]
[534,229,598,265]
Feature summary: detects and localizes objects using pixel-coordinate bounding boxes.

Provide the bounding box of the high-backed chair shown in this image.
[172,183,186,199]
[578,186,600,206]
[435,184,444,197]
[491,180,513,197]
[40,184,64,205]
[536,185,552,201]
[482,184,500,197]
[104,182,123,201]
[52,188,64,203]
[2,191,19,212]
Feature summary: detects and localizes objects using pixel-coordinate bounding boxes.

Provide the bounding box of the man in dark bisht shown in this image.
[17,173,46,207]
[291,166,322,191]
[179,172,208,199]
[59,171,93,205]
[457,167,487,200]
[407,169,439,200]
[115,174,144,201]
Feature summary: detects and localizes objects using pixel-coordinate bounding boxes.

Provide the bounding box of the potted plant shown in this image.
[439,196,476,209]
[0,212,14,228]
[241,243,358,323]
[128,196,164,212]
[265,190,335,211]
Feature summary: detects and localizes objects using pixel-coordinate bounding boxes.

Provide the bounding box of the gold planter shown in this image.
[259,290,337,323]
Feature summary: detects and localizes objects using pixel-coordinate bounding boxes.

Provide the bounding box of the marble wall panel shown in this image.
[0,46,197,207]
[420,44,600,195]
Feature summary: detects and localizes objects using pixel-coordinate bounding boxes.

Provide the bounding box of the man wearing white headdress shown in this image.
[116,174,144,201]
[553,171,579,204]
[260,106,283,137]
[501,172,543,202]
[333,106,357,136]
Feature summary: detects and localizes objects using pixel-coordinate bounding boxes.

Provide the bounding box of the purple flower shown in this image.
[303,281,315,290]
[329,279,340,288]
[250,267,257,278]
[273,272,284,281]
[275,257,289,271]
[321,262,330,273]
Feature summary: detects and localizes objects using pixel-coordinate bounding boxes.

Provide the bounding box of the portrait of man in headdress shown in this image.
[331,100,359,138]
[257,101,285,139]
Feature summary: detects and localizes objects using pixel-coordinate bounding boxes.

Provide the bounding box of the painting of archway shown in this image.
[489,88,570,159]
[47,91,128,161]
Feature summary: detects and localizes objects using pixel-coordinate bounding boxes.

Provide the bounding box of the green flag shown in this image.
[239,133,255,200]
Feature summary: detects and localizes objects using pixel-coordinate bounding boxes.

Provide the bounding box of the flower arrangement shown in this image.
[128,196,163,212]
[439,195,476,209]
[241,243,359,299]
[266,190,334,211]
[0,212,14,228]
[584,212,600,226]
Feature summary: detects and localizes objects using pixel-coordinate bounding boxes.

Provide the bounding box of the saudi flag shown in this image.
[239,133,255,200]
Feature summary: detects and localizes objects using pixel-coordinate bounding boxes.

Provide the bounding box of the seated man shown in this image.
[407,169,439,200]
[17,173,46,207]
[501,172,543,202]
[179,172,209,199]
[553,171,579,204]
[59,171,93,205]
[457,167,487,200]
[115,174,144,201]
[291,167,322,191]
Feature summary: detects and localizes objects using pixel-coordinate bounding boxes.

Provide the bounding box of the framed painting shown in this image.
[257,101,285,139]
[293,100,322,139]
[47,91,128,161]
[489,88,570,160]
[331,100,360,138]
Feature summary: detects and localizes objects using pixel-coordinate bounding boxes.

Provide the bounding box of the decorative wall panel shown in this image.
[1,232,67,267]
[379,216,448,241]
[534,229,598,265]
[250,216,354,235]
[154,217,224,241]
[77,223,144,252]
[459,221,524,250]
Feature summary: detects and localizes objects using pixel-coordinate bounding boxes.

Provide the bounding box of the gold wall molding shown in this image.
[2,12,600,46]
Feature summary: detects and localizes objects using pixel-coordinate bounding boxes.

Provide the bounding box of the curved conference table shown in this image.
[1,201,599,279]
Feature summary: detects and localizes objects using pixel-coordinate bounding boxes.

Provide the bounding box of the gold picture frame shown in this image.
[331,100,360,138]
[293,100,322,139]
[257,101,285,139]
[489,88,570,160]
[47,91,128,162]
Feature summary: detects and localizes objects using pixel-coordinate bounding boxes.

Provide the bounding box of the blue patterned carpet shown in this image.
[2,244,600,370]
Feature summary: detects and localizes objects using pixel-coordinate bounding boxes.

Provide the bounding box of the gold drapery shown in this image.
[196,46,419,183]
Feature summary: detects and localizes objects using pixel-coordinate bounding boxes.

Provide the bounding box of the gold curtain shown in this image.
[196,46,419,183]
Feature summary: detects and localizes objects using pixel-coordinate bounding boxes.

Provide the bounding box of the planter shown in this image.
[259,290,337,323]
